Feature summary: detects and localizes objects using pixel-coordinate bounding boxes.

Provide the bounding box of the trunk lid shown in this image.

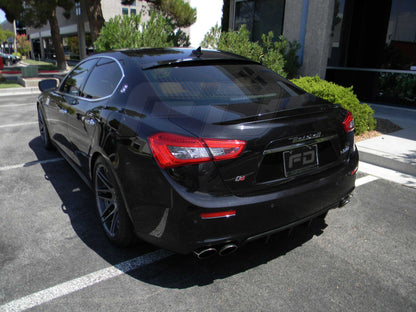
[166,94,348,196]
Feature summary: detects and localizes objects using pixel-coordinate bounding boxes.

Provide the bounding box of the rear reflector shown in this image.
[200,210,236,219]
[342,111,355,133]
[148,133,246,169]
[349,166,358,176]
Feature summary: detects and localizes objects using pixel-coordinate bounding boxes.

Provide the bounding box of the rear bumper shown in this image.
[133,150,358,254]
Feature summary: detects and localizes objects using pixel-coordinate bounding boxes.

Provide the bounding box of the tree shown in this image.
[94,12,190,52]
[0,25,14,51]
[144,0,196,28]
[0,0,73,70]
[84,0,105,45]
[16,34,32,56]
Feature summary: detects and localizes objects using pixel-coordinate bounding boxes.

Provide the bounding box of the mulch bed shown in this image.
[355,118,402,142]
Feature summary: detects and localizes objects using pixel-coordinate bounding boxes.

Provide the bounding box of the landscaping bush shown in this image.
[94,12,190,52]
[200,23,221,49]
[217,25,263,66]
[376,72,416,106]
[201,25,300,78]
[291,76,376,135]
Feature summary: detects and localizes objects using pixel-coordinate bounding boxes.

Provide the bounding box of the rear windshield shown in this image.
[142,64,305,107]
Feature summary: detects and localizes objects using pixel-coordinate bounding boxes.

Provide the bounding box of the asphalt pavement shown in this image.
[0,93,415,312]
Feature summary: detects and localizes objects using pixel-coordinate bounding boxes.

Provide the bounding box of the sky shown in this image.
[0,9,6,24]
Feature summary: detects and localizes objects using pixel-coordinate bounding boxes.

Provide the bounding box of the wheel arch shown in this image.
[90,151,135,225]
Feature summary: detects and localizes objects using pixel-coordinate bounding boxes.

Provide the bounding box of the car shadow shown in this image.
[29,136,328,289]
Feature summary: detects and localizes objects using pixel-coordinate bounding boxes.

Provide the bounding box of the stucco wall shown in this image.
[284,0,334,78]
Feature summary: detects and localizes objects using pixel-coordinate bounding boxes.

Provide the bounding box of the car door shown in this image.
[47,59,98,158]
[65,57,125,174]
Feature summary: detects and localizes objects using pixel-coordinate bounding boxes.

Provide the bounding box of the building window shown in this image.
[131,8,137,15]
[122,7,129,15]
[384,0,416,68]
[328,0,416,69]
[234,0,285,42]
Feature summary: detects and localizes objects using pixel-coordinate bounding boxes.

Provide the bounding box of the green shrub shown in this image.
[260,32,286,77]
[377,72,416,104]
[201,25,301,78]
[291,76,376,135]
[94,11,189,52]
[217,25,263,64]
[200,23,221,49]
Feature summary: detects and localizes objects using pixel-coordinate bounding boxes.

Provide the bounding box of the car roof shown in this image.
[93,48,256,69]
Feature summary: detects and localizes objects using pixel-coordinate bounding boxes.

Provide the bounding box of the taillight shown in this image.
[342,111,355,133]
[148,132,246,169]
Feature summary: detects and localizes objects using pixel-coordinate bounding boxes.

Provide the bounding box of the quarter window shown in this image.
[60,59,97,96]
[82,58,123,99]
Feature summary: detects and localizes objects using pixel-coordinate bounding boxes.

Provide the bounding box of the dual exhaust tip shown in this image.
[194,243,238,259]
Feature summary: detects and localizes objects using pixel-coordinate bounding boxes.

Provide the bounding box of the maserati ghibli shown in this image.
[37,48,358,258]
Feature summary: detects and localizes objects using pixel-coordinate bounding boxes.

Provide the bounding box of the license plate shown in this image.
[283,145,319,177]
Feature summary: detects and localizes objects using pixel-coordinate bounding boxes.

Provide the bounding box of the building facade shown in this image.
[228,0,335,78]
[228,0,416,103]
[26,0,153,60]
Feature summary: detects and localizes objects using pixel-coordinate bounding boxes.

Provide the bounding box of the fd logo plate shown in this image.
[283,144,319,177]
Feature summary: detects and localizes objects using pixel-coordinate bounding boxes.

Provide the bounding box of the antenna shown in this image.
[192,46,202,57]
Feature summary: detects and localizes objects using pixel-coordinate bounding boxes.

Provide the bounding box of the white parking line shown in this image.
[0,249,173,312]
[0,122,37,128]
[0,158,64,171]
[359,161,416,189]
[355,175,379,187]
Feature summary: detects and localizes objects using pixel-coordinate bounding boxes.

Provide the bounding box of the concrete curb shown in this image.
[358,146,416,177]
[0,87,40,97]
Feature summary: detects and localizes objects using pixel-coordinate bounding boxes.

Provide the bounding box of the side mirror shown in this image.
[38,79,58,92]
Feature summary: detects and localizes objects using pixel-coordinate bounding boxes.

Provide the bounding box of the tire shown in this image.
[93,156,134,247]
[37,106,54,150]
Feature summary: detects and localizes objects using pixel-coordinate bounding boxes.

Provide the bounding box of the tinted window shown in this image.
[82,58,123,99]
[60,59,97,96]
[143,64,305,106]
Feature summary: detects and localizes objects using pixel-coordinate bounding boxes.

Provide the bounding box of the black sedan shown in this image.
[37,48,358,258]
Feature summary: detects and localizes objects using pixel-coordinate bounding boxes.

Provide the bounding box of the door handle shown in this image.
[82,114,96,126]
[59,108,68,114]
[85,118,96,126]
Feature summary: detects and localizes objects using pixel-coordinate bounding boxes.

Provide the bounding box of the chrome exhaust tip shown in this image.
[339,194,352,207]
[194,247,217,259]
[218,244,238,256]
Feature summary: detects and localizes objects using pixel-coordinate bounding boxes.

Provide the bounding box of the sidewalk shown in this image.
[1,64,68,96]
[357,103,416,177]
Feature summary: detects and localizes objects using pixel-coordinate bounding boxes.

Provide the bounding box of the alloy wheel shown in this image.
[95,164,119,238]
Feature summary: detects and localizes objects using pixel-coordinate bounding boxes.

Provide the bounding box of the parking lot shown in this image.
[0,93,415,312]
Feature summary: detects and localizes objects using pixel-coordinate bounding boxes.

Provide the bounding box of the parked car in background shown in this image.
[0,52,21,65]
[37,48,358,258]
